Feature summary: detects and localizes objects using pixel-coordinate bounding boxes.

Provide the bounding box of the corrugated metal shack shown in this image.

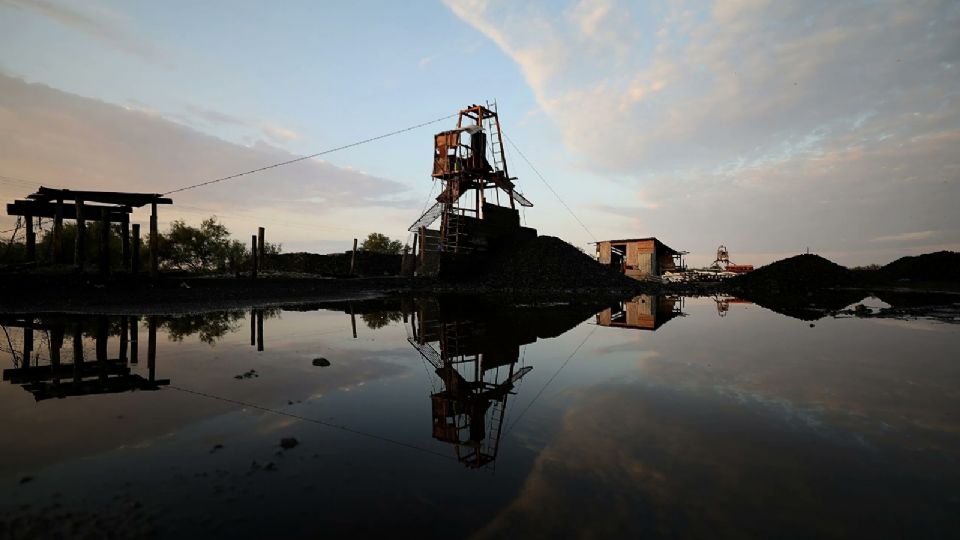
[595,237,682,279]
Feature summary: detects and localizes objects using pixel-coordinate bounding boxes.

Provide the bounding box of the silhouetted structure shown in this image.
[595,238,684,279]
[6,187,172,275]
[1,314,168,401]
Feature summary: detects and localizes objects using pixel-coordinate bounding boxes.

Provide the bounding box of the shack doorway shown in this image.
[610,243,627,273]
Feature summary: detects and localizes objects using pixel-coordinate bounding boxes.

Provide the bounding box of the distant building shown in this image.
[595,237,683,279]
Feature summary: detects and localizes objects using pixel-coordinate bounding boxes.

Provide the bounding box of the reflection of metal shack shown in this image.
[596,295,683,331]
[595,238,684,279]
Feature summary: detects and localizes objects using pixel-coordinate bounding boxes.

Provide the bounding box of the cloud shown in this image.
[261,123,300,143]
[447,0,960,265]
[871,230,937,243]
[4,0,161,61]
[0,74,417,244]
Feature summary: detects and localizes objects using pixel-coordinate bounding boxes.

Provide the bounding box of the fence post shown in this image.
[251,235,258,279]
[258,226,265,273]
[350,238,358,275]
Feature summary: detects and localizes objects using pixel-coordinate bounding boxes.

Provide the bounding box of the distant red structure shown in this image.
[713,245,753,273]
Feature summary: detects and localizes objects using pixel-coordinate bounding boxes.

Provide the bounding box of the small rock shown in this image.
[312,358,331,367]
[280,437,299,450]
[264,462,277,471]
[179,282,191,289]
[210,444,224,453]
[19,476,33,484]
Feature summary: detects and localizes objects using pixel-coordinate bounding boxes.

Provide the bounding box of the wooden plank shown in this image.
[31,187,172,207]
[7,200,131,221]
[74,200,85,272]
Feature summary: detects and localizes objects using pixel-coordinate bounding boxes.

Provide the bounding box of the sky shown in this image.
[0,0,957,266]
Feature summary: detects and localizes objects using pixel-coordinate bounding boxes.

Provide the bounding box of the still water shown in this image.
[0,296,957,538]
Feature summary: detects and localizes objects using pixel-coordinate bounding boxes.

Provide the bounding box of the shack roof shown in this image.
[27,187,172,208]
[595,237,681,255]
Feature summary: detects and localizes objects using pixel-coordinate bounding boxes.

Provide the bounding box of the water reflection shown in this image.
[596,295,684,330]
[1,315,168,401]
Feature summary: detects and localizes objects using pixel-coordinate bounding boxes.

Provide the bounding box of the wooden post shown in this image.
[251,235,258,279]
[131,224,141,275]
[99,208,110,275]
[50,325,63,388]
[419,226,426,264]
[72,326,83,382]
[22,319,33,368]
[53,199,63,264]
[149,203,158,278]
[350,304,357,339]
[119,316,129,363]
[75,199,85,272]
[121,219,130,270]
[258,227,265,273]
[147,316,157,382]
[130,315,139,364]
[256,310,264,352]
[250,309,256,346]
[25,214,35,263]
[350,238,358,275]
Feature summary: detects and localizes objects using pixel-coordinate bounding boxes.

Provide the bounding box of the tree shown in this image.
[360,232,403,254]
[159,217,247,272]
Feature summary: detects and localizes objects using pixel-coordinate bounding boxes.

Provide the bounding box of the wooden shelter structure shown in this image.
[595,237,685,279]
[6,187,172,275]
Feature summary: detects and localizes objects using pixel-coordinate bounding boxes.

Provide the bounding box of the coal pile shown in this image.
[477,235,635,290]
[732,254,853,291]
[879,251,960,283]
[266,251,401,276]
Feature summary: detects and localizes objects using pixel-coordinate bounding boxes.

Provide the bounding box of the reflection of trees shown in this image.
[161,312,246,345]
[361,311,402,329]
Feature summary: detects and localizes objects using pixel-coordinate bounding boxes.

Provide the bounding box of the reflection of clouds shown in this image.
[476,382,959,539]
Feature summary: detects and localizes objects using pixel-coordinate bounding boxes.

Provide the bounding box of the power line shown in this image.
[503,132,597,242]
[505,324,597,435]
[166,384,456,462]
[163,113,458,196]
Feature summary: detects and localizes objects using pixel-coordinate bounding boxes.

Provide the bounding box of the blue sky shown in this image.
[1,0,957,265]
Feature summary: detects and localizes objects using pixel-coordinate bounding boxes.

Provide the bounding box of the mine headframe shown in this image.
[408,102,533,253]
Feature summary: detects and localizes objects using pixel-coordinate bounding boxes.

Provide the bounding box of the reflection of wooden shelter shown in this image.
[596,295,683,331]
[1,315,168,401]
[6,187,173,276]
[595,238,683,279]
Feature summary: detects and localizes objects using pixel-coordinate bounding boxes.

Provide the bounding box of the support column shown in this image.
[72,326,83,383]
[350,238,358,275]
[258,227,265,273]
[131,223,141,275]
[251,235,258,279]
[22,319,33,368]
[149,203,158,278]
[25,214,35,263]
[121,219,130,270]
[350,304,357,339]
[250,309,256,346]
[99,208,110,276]
[147,316,157,382]
[130,315,139,364]
[53,199,63,264]
[256,310,264,352]
[119,316,129,363]
[50,325,63,389]
[96,317,108,381]
[75,199,86,272]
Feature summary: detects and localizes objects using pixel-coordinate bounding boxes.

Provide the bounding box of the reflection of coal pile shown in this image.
[730,254,862,320]
[597,295,683,331]
[1,315,167,401]
[404,297,601,468]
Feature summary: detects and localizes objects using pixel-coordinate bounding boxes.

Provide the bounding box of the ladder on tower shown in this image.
[485,100,505,175]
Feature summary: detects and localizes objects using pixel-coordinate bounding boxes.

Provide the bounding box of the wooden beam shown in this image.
[350,238,358,275]
[251,235,258,279]
[8,200,131,221]
[32,187,172,207]
[258,226,265,273]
